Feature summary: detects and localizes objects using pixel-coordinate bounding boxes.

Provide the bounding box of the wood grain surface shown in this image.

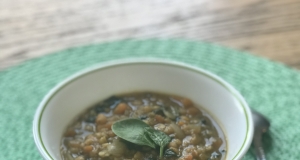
[1,0,300,70]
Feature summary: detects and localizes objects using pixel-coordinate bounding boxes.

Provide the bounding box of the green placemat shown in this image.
[1,39,300,160]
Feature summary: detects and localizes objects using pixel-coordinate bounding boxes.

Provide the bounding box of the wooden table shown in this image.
[1,0,300,70]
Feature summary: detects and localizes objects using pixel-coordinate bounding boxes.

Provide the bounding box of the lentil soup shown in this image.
[61,92,226,160]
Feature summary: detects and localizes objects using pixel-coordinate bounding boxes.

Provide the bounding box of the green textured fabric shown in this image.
[0,39,299,160]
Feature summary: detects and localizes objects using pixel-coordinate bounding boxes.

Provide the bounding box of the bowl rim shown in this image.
[33,58,254,160]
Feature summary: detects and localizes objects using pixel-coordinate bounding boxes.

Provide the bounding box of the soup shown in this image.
[60,92,226,160]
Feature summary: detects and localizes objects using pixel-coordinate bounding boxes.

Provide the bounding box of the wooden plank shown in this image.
[220,30,300,68]
[1,0,300,70]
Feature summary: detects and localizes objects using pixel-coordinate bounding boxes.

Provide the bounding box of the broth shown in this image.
[61,92,226,160]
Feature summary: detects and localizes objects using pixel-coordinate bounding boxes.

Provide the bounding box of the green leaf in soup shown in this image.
[164,148,178,158]
[112,118,156,148]
[144,127,171,157]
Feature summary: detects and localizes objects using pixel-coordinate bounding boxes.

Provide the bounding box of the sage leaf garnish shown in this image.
[112,118,172,158]
[144,127,171,158]
[112,118,156,148]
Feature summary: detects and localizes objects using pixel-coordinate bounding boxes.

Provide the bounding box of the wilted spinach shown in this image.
[164,148,178,158]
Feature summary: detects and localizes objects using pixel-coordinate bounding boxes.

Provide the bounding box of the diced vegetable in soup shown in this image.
[61,92,226,160]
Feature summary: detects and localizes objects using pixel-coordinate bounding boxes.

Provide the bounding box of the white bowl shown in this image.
[33,59,253,160]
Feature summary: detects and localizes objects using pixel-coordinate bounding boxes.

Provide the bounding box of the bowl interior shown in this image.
[33,60,253,160]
